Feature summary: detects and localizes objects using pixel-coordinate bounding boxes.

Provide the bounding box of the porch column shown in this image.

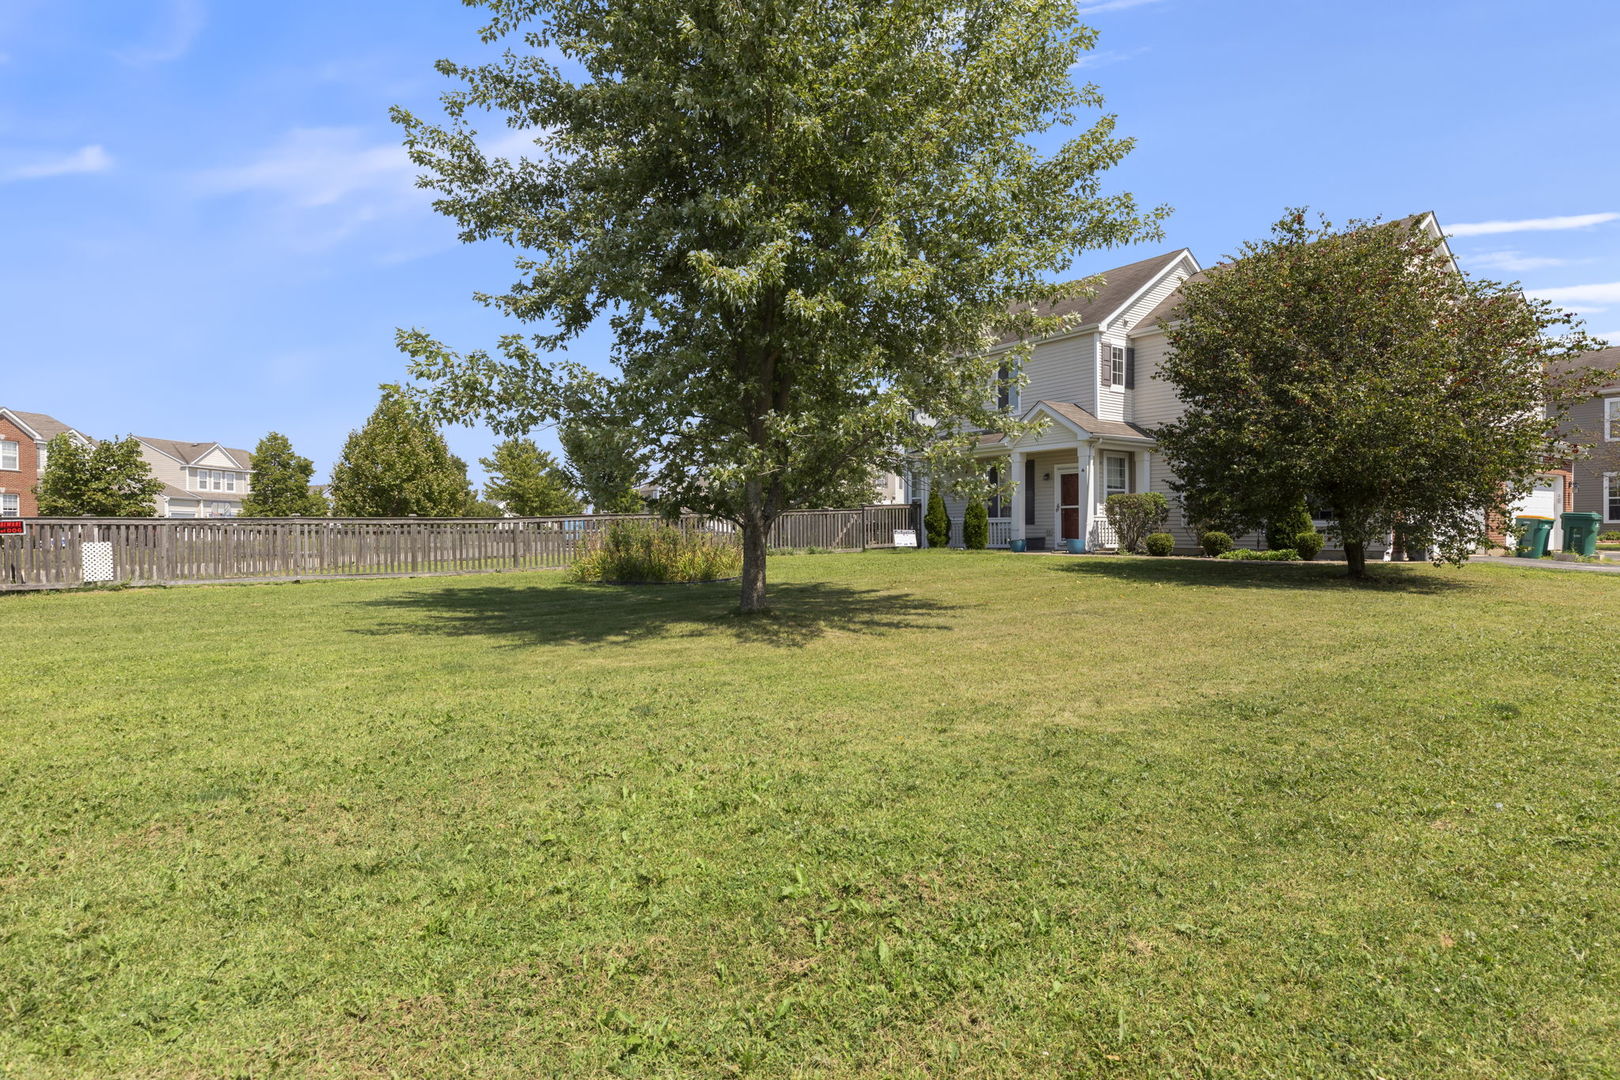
[916,471,931,548]
[1079,443,1094,550]
[1137,448,1152,495]
[1010,451,1026,542]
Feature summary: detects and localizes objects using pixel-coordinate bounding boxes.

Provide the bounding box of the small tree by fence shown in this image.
[0,505,916,592]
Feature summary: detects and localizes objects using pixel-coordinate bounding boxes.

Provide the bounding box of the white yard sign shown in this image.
[893,529,918,548]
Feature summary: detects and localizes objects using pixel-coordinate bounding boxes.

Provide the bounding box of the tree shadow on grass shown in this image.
[1051,556,1481,595]
[351,578,959,650]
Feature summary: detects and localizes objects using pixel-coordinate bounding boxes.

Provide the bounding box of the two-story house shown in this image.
[914,246,1206,550]
[134,437,256,518]
[0,408,93,517]
[1552,346,1620,531]
[915,214,1459,553]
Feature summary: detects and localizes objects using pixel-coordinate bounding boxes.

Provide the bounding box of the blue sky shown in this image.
[3,0,1618,484]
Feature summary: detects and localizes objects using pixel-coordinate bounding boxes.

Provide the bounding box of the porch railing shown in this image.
[1089,517,1120,551]
[988,518,1014,548]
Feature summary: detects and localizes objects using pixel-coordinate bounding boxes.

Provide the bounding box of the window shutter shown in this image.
[1025,459,1037,525]
[1099,347,1111,387]
[997,364,1009,411]
[1125,347,1136,389]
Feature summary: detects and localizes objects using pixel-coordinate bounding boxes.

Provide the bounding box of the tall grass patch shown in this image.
[570,520,743,583]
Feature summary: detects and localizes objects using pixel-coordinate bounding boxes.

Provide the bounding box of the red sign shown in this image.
[0,520,25,535]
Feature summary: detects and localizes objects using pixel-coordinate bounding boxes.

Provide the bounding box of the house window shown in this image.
[1607,474,1620,522]
[1104,454,1128,498]
[1101,345,1125,388]
[0,440,17,471]
[0,493,18,517]
[225,472,237,492]
[1606,397,1620,442]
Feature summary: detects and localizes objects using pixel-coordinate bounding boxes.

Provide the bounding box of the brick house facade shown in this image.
[0,409,91,518]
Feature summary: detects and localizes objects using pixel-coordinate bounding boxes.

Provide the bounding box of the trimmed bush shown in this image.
[1104,492,1169,554]
[1145,532,1175,556]
[1294,530,1324,561]
[1600,530,1620,543]
[1200,530,1234,557]
[570,520,742,583]
[924,492,950,548]
[1265,500,1315,551]
[1218,548,1301,562]
[962,500,989,550]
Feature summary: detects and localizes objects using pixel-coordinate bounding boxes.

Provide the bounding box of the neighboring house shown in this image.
[1552,345,1620,533]
[134,437,256,518]
[0,408,92,517]
[913,216,1458,552]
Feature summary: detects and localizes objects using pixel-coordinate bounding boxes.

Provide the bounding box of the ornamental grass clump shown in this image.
[570,521,742,584]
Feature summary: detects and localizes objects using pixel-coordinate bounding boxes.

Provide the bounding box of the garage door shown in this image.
[1512,478,1564,548]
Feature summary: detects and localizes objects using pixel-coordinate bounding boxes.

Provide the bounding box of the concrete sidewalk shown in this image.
[1475,556,1620,575]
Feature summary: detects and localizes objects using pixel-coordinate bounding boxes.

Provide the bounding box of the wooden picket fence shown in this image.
[0,505,917,591]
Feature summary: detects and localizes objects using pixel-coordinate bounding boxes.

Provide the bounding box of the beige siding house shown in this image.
[915,216,1459,553]
[135,437,256,518]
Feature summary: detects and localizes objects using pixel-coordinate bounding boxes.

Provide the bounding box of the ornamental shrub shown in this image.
[963,500,989,550]
[1199,530,1234,557]
[1218,547,1301,562]
[1600,530,1620,543]
[1294,530,1324,561]
[1265,500,1315,551]
[570,520,742,583]
[924,491,950,548]
[1104,491,1169,553]
[1144,532,1175,556]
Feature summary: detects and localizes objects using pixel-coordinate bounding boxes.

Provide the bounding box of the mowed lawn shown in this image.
[2,554,1617,1078]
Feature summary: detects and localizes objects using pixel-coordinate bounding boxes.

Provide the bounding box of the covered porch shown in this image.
[925,401,1159,552]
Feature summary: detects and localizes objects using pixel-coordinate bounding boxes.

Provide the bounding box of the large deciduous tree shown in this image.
[241,432,329,517]
[329,391,474,517]
[481,437,584,516]
[34,435,164,517]
[556,416,645,514]
[1155,212,1605,578]
[392,0,1165,610]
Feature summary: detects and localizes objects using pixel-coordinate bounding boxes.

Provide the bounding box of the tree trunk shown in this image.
[739,518,769,612]
[1345,540,1367,579]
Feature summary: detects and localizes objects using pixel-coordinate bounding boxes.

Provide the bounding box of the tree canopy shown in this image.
[393,0,1165,608]
[34,435,164,517]
[480,437,584,516]
[241,432,328,517]
[329,391,474,517]
[1155,212,1606,576]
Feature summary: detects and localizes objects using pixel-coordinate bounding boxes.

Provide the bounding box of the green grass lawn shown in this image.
[3,553,1617,1078]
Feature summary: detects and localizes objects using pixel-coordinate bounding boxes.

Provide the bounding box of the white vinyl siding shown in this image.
[1128,330,1183,429]
[0,493,18,517]
[1020,332,1100,414]
[0,440,17,471]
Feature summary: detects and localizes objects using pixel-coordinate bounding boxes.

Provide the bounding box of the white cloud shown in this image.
[1076,0,1166,12]
[1588,329,1620,345]
[194,126,542,251]
[1447,212,1619,238]
[3,144,113,181]
[1526,282,1620,307]
[1071,47,1149,70]
[1465,250,1570,274]
[118,0,205,65]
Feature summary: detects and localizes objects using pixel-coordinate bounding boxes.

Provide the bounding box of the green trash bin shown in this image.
[1561,511,1603,556]
[1514,515,1554,558]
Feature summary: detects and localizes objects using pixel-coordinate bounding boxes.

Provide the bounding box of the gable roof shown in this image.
[1547,345,1620,393]
[1137,212,1447,331]
[0,409,87,443]
[997,249,1194,346]
[137,437,254,470]
[1036,400,1155,442]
